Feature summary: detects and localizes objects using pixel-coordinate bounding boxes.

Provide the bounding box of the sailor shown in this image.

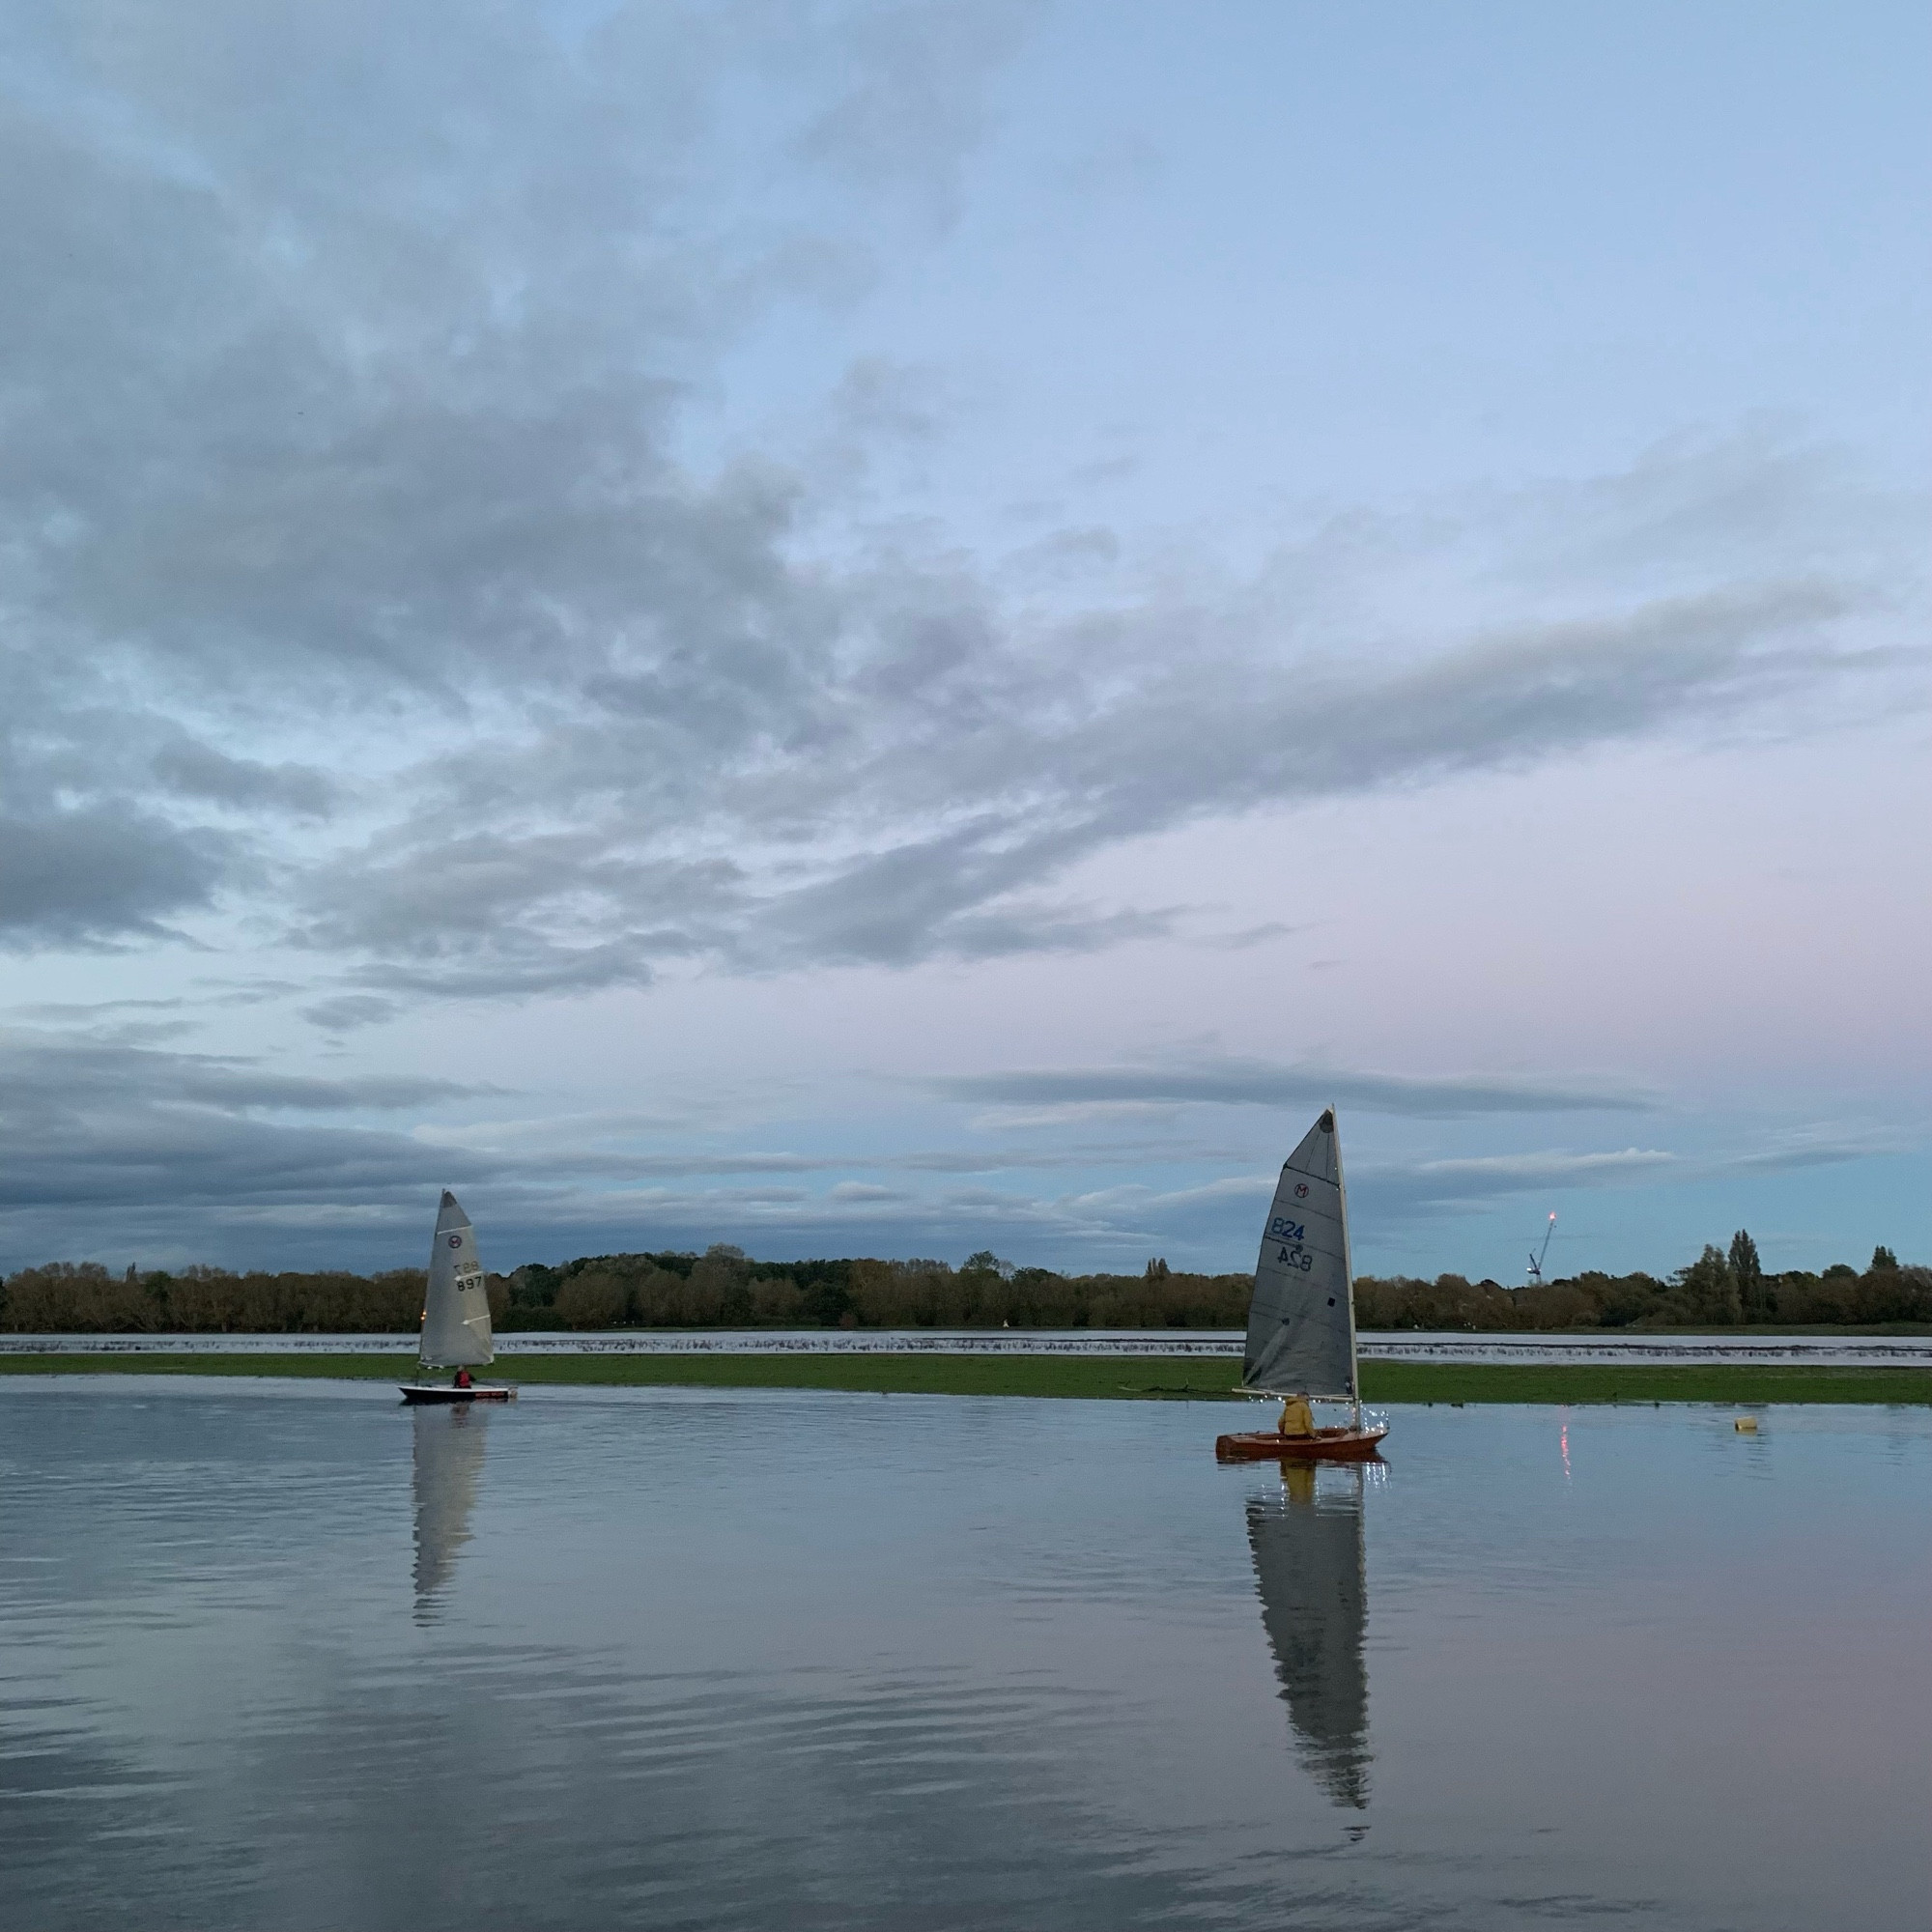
[1277,1394,1315,1438]
[453,1367,473,1391]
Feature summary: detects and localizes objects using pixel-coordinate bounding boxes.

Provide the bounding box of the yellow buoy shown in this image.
[1734,1416,1759,1434]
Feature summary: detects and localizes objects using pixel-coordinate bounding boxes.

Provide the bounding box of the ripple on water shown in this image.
[0,1381,1926,1930]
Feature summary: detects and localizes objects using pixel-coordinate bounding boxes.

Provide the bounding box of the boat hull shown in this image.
[399,1383,516,1405]
[1216,1424,1386,1463]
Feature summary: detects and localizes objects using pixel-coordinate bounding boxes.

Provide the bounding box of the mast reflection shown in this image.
[412,1401,490,1619]
[1244,1462,1373,1808]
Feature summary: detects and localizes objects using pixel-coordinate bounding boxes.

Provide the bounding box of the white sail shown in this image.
[418,1190,495,1369]
[1241,1108,1357,1399]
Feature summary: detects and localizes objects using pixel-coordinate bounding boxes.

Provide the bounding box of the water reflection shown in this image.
[1244,1462,1372,1808]
[412,1403,489,1617]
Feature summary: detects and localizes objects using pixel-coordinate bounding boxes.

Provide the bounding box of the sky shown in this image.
[2,0,1927,1283]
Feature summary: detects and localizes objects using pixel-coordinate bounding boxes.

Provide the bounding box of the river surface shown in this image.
[1,1380,1926,1930]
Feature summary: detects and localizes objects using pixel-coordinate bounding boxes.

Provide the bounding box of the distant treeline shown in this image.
[2,1234,1925,1333]
[1356,1236,1931,1330]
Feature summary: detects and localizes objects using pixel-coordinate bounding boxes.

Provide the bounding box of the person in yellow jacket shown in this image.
[1276,1394,1315,1437]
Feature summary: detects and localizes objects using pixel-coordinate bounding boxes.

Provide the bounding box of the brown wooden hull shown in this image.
[1215,1424,1387,1463]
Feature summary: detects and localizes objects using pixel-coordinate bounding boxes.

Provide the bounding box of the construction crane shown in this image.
[1525,1212,1556,1284]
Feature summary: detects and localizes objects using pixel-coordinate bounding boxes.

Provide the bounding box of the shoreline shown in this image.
[3,1351,1930,1405]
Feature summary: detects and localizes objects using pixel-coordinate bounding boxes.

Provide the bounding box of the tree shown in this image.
[1729,1230,1771,1321]
[1871,1245,1899,1272]
[1674,1244,1741,1324]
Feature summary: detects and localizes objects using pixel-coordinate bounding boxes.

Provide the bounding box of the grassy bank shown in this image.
[2,1350,1930,1406]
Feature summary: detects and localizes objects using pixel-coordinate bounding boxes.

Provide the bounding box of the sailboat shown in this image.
[1246,1463,1373,1807]
[398,1191,516,1404]
[1216,1108,1387,1461]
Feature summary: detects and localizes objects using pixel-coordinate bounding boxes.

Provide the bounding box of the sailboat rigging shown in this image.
[399,1191,516,1405]
[1216,1108,1387,1462]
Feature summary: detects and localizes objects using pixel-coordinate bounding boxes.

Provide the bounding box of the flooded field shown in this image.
[1,1379,1925,1929]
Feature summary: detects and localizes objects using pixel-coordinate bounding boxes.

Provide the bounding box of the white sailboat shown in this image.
[399,1191,515,1404]
[1216,1108,1387,1461]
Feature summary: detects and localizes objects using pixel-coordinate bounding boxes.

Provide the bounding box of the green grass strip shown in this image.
[1,1350,1928,1405]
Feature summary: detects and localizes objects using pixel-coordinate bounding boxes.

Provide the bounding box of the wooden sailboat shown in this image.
[399,1191,516,1404]
[1216,1108,1387,1462]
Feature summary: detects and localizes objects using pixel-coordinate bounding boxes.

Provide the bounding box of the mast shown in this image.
[1335,1105,1361,1428]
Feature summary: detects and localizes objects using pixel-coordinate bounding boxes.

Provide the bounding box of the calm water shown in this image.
[1,1381,1926,1930]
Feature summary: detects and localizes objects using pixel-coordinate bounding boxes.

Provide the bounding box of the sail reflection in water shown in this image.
[1245,1462,1373,1808]
[412,1403,490,1617]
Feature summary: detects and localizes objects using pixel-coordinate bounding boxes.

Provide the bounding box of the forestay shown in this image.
[1241,1108,1357,1399]
[419,1190,495,1369]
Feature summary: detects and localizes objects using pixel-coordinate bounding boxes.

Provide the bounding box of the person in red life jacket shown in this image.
[453,1368,473,1391]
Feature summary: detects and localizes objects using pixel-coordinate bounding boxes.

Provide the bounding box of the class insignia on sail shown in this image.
[399,1192,516,1404]
[1216,1109,1387,1461]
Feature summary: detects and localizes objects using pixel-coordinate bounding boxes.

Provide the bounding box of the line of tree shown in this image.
[1354,1237,1929,1330]
[1,1234,1925,1334]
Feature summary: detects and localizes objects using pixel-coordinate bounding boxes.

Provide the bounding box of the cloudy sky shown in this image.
[3,0,1926,1280]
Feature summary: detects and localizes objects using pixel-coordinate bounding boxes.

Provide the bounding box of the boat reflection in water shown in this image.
[1244,1461,1373,1808]
[412,1402,491,1620]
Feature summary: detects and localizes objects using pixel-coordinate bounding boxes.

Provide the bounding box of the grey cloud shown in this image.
[406,1135,1241,1183]
[1199,923,1302,952]
[1,3,1920,999]
[1351,1138,1880,1219]
[0,1032,474,1115]
[0,1108,463,1215]
[0,0,1020,952]
[0,1019,1895,1271]
[0,1023,1225,1267]
[0,1029,524,1268]
[0,809,229,947]
[787,0,1034,220]
[10,986,302,1024]
[295,836,723,997]
[151,741,336,816]
[1717,1140,1898,1175]
[934,1057,1655,1119]
[11,998,189,1019]
[343,942,663,1004]
[192,981,308,1005]
[301,995,403,1035]
[1355,1149,1682,1215]
[294,530,1914,997]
